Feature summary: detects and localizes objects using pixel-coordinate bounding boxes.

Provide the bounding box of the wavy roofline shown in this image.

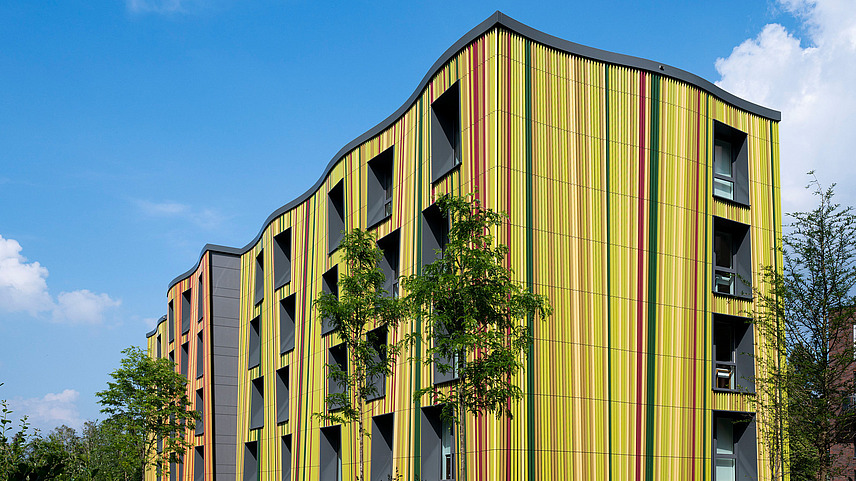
[145,314,168,339]
[164,10,780,295]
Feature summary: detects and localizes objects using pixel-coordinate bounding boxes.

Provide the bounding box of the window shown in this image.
[182,289,191,334]
[366,325,387,401]
[280,294,296,354]
[169,350,174,365]
[367,147,394,228]
[321,266,339,336]
[168,301,175,343]
[422,203,449,267]
[320,425,342,481]
[713,315,755,393]
[197,274,204,321]
[421,405,455,481]
[250,377,264,430]
[431,82,461,183]
[196,330,204,379]
[274,229,292,290]
[157,335,161,358]
[276,366,289,424]
[370,413,394,481]
[328,181,345,253]
[249,315,261,369]
[713,217,751,298]
[243,441,258,481]
[181,342,189,376]
[281,435,292,481]
[434,319,460,385]
[194,446,204,481]
[713,412,758,480]
[377,230,400,298]
[254,251,264,306]
[712,121,749,205]
[327,343,347,411]
[195,388,203,436]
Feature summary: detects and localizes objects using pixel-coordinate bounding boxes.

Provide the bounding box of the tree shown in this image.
[403,194,552,481]
[314,228,407,481]
[754,177,856,480]
[0,383,33,480]
[96,346,199,480]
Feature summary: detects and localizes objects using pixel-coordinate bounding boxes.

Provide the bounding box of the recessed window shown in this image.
[243,441,258,481]
[195,388,204,436]
[422,203,449,267]
[276,366,289,424]
[156,335,162,358]
[713,412,757,480]
[196,330,204,379]
[250,377,264,430]
[280,294,296,354]
[321,266,339,336]
[421,405,455,481]
[366,325,387,401]
[194,446,204,481]
[377,230,400,298]
[197,274,204,321]
[713,121,749,205]
[274,229,292,290]
[320,425,342,481]
[182,289,191,334]
[433,323,460,385]
[713,217,751,298]
[713,315,755,393]
[431,82,462,183]
[328,181,345,254]
[367,147,394,228]
[281,435,292,481]
[168,301,175,343]
[254,251,264,306]
[248,315,261,370]
[370,413,394,481]
[327,343,347,411]
[181,342,189,377]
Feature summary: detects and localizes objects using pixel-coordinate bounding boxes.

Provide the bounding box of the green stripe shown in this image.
[604,64,614,481]
[524,38,537,481]
[413,97,423,481]
[644,75,661,481]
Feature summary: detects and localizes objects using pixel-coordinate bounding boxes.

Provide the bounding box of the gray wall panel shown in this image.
[212,296,239,321]
[211,253,240,270]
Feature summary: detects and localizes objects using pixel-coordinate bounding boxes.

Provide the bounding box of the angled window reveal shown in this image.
[713,217,752,299]
[713,121,750,206]
[281,435,292,481]
[156,335,161,358]
[195,388,203,436]
[250,376,264,430]
[197,274,204,321]
[274,229,292,290]
[713,412,758,480]
[433,321,460,385]
[194,446,204,481]
[431,82,462,183]
[421,405,455,481]
[181,289,191,334]
[366,325,387,401]
[168,300,175,343]
[367,147,394,228]
[276,366,289,424]
[254,251,264,306]
[248,315,261,370]
[421,203,449,267]
[320,425,342,481]
[327,343,347,411]
[280,294,296,354]
[377,230,400,298]
[243,441,258,481]
[328,181,345,254]
[196,330,204,379]
[713,314,755,393]
[321,266,339,336]
[370,413,394,481]
[180,342,189,377]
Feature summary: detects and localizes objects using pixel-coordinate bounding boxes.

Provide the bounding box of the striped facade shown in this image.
[145,12,782,481]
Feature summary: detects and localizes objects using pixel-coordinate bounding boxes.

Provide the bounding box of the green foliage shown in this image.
[402,193,552,480]
[97,346,199,477]
[754,177,856,480]
[314,228,407,481]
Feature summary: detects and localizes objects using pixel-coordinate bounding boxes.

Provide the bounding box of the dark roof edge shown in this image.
[145,315,168,339]
[166,244,242,292]
[165,10,780,294]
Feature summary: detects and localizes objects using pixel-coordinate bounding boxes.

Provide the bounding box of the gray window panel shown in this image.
[280,295,296,354]
[319,426,341,481]
[276,367,289,424]
[194,446,204,481]
[168,301,175,343]
[713,315,755,393]
[328,181,345,254]
[157,335,161,358]
[243,441,258,481]
[196,331,204,379]
[321,266,339,336]
[254,251,264,306]
[377,230,400,298]
[367,148,394,228]
[366,326,387,401]
[431,82,461,183]
[420,406,443,481]
[248,316,261,369]
[327,344,347,411]
[713,121,750,206]
[197,274,204,321]
[281,435,292,481]
[182,289,191,334]
[370,413,394,481]
[713,217,752,299]
[274,229,292,290]
[421,204,449,267]
[195,388,203,436]
[713,411,758,481]
[433,323,459,385]
[181,342,189,377]
[250,377,264,430]
[170,461,176,481]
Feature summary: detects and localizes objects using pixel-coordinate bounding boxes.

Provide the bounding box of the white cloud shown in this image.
[0,235,120,324]
[10,389,84,432]
[715,0,856,213]
[136,199,226,229]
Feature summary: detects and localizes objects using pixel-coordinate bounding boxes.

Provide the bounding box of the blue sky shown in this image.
[1,0,853,433]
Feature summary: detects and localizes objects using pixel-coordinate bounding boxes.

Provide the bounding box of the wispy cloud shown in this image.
[715,0,856,212]
[9,389,84,432]
[0,235,121,324]
[135,199,226,230]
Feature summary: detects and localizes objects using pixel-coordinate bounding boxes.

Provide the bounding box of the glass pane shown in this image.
[715,272,735,295]
[714,231,733,269]
[713,178,734,200]
[714,140,733,177]
[441,420,454,479]
[716,418,735,454]
[715,458,736,481]
[716,363,736,390]
[715,326,734,362]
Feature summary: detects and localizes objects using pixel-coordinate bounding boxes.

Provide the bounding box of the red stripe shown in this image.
[634,71,647,481]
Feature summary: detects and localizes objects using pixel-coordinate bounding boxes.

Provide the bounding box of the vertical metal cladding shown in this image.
[146,17,780,481]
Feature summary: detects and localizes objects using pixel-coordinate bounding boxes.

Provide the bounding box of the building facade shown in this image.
[145,12,782,481]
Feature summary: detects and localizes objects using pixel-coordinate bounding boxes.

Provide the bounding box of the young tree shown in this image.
[403,194,552,481]
[754,177,856,480]
[96,346,199,479]
[314,228,407,481]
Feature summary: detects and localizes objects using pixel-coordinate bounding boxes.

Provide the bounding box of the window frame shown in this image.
[712,121,750,206]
